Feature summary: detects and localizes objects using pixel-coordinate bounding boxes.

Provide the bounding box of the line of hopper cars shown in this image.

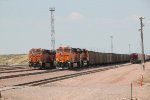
[28,47,150,69]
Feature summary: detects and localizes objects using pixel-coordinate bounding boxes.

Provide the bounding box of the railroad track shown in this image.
[14,63,131,87]
[0,63,130,80]
[0,69,35,74]
[0,69,60,80]
[0,66,27,71]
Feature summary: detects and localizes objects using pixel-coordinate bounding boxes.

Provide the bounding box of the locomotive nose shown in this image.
[57,53,64,62]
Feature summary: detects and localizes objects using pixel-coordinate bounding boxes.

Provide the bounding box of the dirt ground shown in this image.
[1,62,150,100]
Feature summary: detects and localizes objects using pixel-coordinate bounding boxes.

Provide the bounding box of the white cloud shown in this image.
[68,12,84,21]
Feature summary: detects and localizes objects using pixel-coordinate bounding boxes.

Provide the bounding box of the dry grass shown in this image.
[0,54,28,65]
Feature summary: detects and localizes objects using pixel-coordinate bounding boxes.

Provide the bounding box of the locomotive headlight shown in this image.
[39,61,42,64]
[68,61,71,64]
[56,58,59,61]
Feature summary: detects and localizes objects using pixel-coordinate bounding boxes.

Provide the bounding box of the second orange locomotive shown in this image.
[55,46,89,69]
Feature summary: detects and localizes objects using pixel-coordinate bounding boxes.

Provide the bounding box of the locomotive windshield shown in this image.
[57,49,63,53]
[29,49,42,55]
[64,49,71,53]
[36,50,42,54]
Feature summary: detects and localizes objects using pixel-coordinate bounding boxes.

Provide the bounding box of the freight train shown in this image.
[28,47,150,69]
[55,46,130,69]
[28,48,55,69]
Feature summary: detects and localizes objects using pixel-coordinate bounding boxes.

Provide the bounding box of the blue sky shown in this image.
[0,0,150,54]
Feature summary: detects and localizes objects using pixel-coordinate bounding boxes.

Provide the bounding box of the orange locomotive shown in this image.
[55,46,89,69]
[28,48,55,69]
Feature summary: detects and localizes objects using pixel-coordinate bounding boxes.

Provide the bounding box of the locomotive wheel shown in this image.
[69,62,73,69]
[29,62,32,67]
[50,62,54,69]
[77,62,81,67]
[80,61,83,67]
[56,66,60,69]
[39,63,45,69]
[86,61,89,67]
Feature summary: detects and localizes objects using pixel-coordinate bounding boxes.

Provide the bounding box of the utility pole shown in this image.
[139,17,145,71]
[110,36,113,53]
[49,8,55,51]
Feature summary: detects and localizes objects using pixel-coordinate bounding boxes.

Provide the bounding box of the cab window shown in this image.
[30,50,35,54]
[57,49,63,53]
[36,51,42,54]
[64,49,71,53]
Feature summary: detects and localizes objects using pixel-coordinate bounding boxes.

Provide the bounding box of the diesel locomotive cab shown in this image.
[28,48,43,67]
[28,48,55,69]
[56,47,72,69]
